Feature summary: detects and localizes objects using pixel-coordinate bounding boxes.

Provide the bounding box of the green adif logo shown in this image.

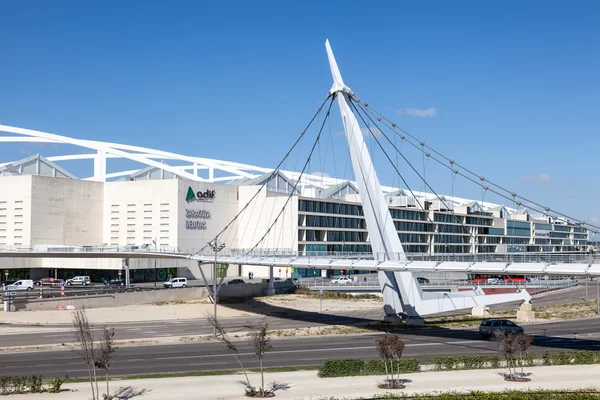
[186,186,216,203]
[186,187,196,203]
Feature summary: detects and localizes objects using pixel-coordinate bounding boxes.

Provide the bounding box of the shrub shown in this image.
[318,358,419,378]
[574,350,597,365]
[47,377,64,394]
[28,376,43,394]
[318,359,365,378]
[363,359,420,375]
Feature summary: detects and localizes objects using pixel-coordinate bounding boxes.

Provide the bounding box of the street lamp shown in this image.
[208,239,226,336]
[152,238,157,288]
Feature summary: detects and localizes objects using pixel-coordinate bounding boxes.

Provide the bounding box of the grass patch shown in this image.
[63,365,320,384]
[293,287,381,300]
[534,300,599,320]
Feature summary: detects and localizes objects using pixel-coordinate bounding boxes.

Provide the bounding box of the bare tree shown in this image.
[72,308,99,400]
[495,332,532,381]
[205,314,252,390]
[376,335,405,388]
[95,326,118,400]
[247,321,273,397]
[376,336,393,385]
[514,334,534,378]
[389,335,406,385]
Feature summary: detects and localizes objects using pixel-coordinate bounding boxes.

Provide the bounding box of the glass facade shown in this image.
[295,197,590,277]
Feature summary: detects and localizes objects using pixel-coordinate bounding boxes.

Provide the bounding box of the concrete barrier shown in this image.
[219,281,295,298]
[10,281,295,311]
[15,287,209,311]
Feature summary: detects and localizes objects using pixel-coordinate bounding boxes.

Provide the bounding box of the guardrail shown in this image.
[194,249,599,264]
[301,278,577,290]
[0,284,169,301]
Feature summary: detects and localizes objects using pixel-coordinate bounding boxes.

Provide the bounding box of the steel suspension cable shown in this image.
[193,95,333,256]
[349,100,454,253]
[359,101,600,234]
[351,100,481,251]
[247,96,336,254]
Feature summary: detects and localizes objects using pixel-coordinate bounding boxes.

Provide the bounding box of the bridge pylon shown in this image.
[324,39,531,322]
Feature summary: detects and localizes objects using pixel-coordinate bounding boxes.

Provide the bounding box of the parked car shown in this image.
[479,319,524,338]
[35,277,60,286]
[163,277,187,288]
[3,279,34,291]
[331,277,353,285]
[65,276,91,286]
[225,279,245,285]
[416,277,429,284]
[104,278,125,287]
[2,278,19,287]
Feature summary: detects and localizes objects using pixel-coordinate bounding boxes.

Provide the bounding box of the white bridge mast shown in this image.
[325,39,530,322]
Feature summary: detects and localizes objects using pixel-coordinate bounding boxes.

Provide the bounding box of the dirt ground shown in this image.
[0,299,255,325]
[256,293,382,314]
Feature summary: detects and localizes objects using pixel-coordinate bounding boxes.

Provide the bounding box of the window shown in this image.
[554,225,570,232]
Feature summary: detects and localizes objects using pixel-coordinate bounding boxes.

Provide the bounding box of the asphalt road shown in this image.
[0,305,385,347]
[2,318,600,378]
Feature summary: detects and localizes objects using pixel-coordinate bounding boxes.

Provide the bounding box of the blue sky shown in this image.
[1,1,599,231]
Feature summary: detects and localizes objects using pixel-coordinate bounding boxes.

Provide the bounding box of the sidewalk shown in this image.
[6,365,600,399]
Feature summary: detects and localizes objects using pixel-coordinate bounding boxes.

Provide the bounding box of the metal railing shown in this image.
[195,249,599,264]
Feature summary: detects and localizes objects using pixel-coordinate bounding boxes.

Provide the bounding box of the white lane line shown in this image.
[155,340,484,361]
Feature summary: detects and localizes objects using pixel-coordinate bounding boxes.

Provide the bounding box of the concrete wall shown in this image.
[13,286,209,311]
[30,176,104,246]
[219,280,295,298]
[103,180,179,248]
[0,175,33,247]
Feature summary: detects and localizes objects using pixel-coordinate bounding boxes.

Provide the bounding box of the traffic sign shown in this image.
[60,286,65,298]
[4,270,7,277]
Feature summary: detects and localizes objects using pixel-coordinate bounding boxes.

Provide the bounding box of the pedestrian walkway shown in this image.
[6,364,600,399]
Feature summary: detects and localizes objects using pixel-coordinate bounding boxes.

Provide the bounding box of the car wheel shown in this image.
[121,283,124,286]
[27,287,33,291]
[182,284,187,288]
[67,282,71,286]
[83,282,87,286]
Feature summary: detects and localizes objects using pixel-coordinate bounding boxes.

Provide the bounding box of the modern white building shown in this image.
[0,154,590,282]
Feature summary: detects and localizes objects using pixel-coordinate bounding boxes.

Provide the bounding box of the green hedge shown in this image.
[359,389,600,399]
[319,351,600,378]
[0,376,43,395]
[318,358,420,378]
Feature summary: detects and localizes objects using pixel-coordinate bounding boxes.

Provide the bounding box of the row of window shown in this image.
[299,200,362,216]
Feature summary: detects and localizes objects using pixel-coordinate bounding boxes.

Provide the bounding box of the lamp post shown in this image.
[152,238,157,288]
[208,239,226,336]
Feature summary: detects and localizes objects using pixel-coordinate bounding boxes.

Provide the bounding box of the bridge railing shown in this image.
[0,244,183,254]
[196,249,599,265]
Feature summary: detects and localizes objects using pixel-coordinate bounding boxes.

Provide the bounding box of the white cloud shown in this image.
[520,173,552,183]
[397,108,437,118]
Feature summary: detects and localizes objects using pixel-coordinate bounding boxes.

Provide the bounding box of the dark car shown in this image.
[2,278,18,287]
[104,278,125,287]
[479,319,524,338]
[226,279,245,285]
[416,277,429,284]
[35,277,60,286]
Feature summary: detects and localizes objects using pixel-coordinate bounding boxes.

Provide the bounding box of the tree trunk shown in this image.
[93,365,99,400]
[383,358,389,385]
[106,371,110,400]
[234,354,252,391]
[260,357,264,396]
[87,368,96,400]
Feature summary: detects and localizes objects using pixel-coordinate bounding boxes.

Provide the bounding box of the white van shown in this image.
[163,278,188,288]
[4,279,34,291]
